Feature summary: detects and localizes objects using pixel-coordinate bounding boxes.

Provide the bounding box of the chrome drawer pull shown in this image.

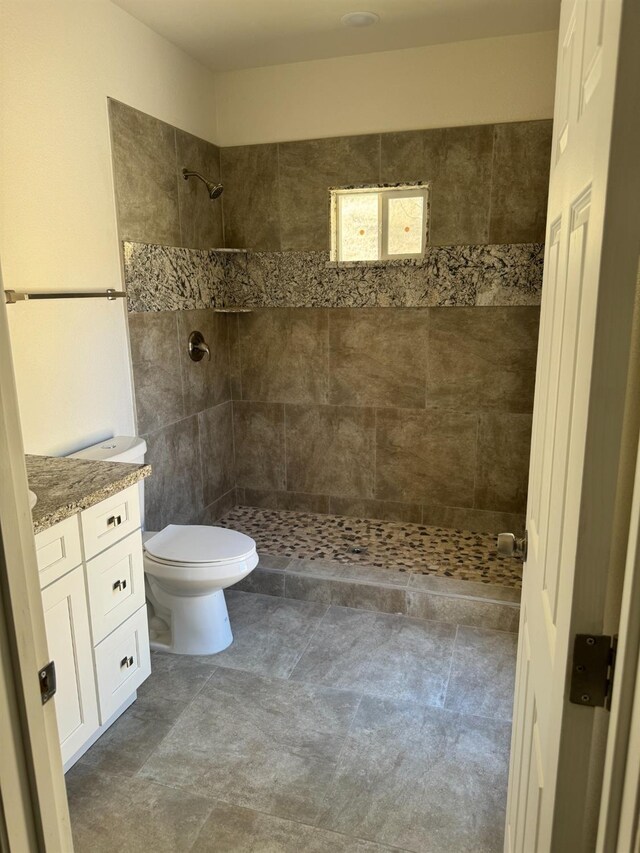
[112,579,127,592]
[107,514,123,529]
[120,655,134,669]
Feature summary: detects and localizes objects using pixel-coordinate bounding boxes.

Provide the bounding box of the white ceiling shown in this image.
[111,0,561,73]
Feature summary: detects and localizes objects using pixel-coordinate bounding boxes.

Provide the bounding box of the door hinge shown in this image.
[569,634,617,709]
[38,660,56,705]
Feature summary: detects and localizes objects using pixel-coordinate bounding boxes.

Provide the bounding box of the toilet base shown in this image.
[146,579,233,656]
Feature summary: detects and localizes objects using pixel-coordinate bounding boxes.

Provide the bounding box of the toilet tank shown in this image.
[68,436,147,527]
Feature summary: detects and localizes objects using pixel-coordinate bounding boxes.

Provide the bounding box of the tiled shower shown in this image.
[110,99,551,543]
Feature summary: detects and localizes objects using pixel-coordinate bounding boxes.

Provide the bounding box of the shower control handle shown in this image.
[188,330,211,362]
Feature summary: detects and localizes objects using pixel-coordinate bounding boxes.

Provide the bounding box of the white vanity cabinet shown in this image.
[35,483,150,770]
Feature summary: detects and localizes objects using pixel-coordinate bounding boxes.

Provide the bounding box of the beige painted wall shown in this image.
[0,1,218,455]
[214,31,558,147]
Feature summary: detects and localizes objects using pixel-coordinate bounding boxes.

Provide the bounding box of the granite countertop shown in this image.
[26,455,152,535]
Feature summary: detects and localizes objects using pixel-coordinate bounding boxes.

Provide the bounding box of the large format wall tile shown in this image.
[328,496,422,524]
[109,100,181,246]
[143,416,203,530]
[199,401,235,505]
[177,309,230,414]
[380,125,493,245]
[220,144,280,250]
[238,309,329,404]
[376,408,477,506]
[286,405,375,498]
[329,308,428,408]
[489,120,553,244]
[176,129,223,249]
[279,135,380,251]
[432,125,494,245]
[426,306,540,412]
[128,311,183,434]
[233,401,286,491]
[475,412,533,512]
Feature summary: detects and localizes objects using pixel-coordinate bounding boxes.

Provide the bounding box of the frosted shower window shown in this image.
[331,185,428,263]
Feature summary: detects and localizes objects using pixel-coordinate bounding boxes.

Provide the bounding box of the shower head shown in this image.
[182,168,223,199]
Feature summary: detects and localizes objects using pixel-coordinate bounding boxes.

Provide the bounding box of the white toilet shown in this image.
[70,436,258,655]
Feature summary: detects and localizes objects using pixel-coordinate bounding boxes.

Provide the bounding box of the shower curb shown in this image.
[231,555,521,634]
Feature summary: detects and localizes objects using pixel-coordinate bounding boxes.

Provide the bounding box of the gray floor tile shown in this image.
[138,669,361,825]
[317,695,511,853]
[191,802,400,852]
[139,651,217,704]
[290,605,455,706]
[66,764,213,853]
[445,626,518,720]
[70,693,187,777]
[209,590,327,677]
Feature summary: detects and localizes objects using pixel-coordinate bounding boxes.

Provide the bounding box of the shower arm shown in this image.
[182,168,223,199]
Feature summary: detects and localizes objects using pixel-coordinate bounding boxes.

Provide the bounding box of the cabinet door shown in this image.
[42,566,99,764]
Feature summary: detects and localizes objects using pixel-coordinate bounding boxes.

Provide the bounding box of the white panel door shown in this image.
[505,0,636,850]
[42,565,99,764]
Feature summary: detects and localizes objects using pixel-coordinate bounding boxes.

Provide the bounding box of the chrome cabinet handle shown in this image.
[120,655,134,669]
[107,514,122,529]
[113,579,127,591]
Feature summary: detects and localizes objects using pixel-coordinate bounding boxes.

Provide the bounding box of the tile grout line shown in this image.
[183,783,414,853]
[442,623,459,710]
[134,664,221,781]
[284,600,331,681]
[307,690,366,832]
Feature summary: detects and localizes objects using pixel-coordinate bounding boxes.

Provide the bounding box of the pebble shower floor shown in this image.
[220,506,522,589]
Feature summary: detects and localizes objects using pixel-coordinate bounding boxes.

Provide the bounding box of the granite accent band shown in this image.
[124,240,543,313]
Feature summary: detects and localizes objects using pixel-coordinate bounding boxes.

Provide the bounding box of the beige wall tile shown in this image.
[143,416,203,531]
[109,100,180,245]
[199,401,235,505]
[238,309,329,404]
[233,401,286,491]
[279,135,380,251]
[380,125,493,245]
[475,412,533,512]
[421,504,525,536]
[177,309,230,415]
[328,496,422,524]
[286,404,376,498]
[220,144,280,250]
[128,311,183,434]
[176,129,223,249]
[376,408,477,506]
[489,120,553,244]
[329,308,428,408]
[426,306,539,412]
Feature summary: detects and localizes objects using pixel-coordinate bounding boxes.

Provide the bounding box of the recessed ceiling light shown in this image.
[340,11,380,27]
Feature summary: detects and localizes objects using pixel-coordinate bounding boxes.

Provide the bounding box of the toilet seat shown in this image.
[142,523,259,655]
[144,524,256,567]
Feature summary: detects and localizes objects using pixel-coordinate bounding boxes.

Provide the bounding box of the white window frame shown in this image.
[330,184,429,263]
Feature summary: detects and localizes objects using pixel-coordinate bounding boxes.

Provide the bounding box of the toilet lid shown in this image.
[144,524,256,565]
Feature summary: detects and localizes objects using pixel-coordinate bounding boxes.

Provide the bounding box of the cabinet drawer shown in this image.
[80,484,141,560]
[35,515,82,589]
[94,606,150,724]
[86,530,145,644]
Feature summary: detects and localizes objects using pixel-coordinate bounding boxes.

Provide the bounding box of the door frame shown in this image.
[0,263,73,851]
